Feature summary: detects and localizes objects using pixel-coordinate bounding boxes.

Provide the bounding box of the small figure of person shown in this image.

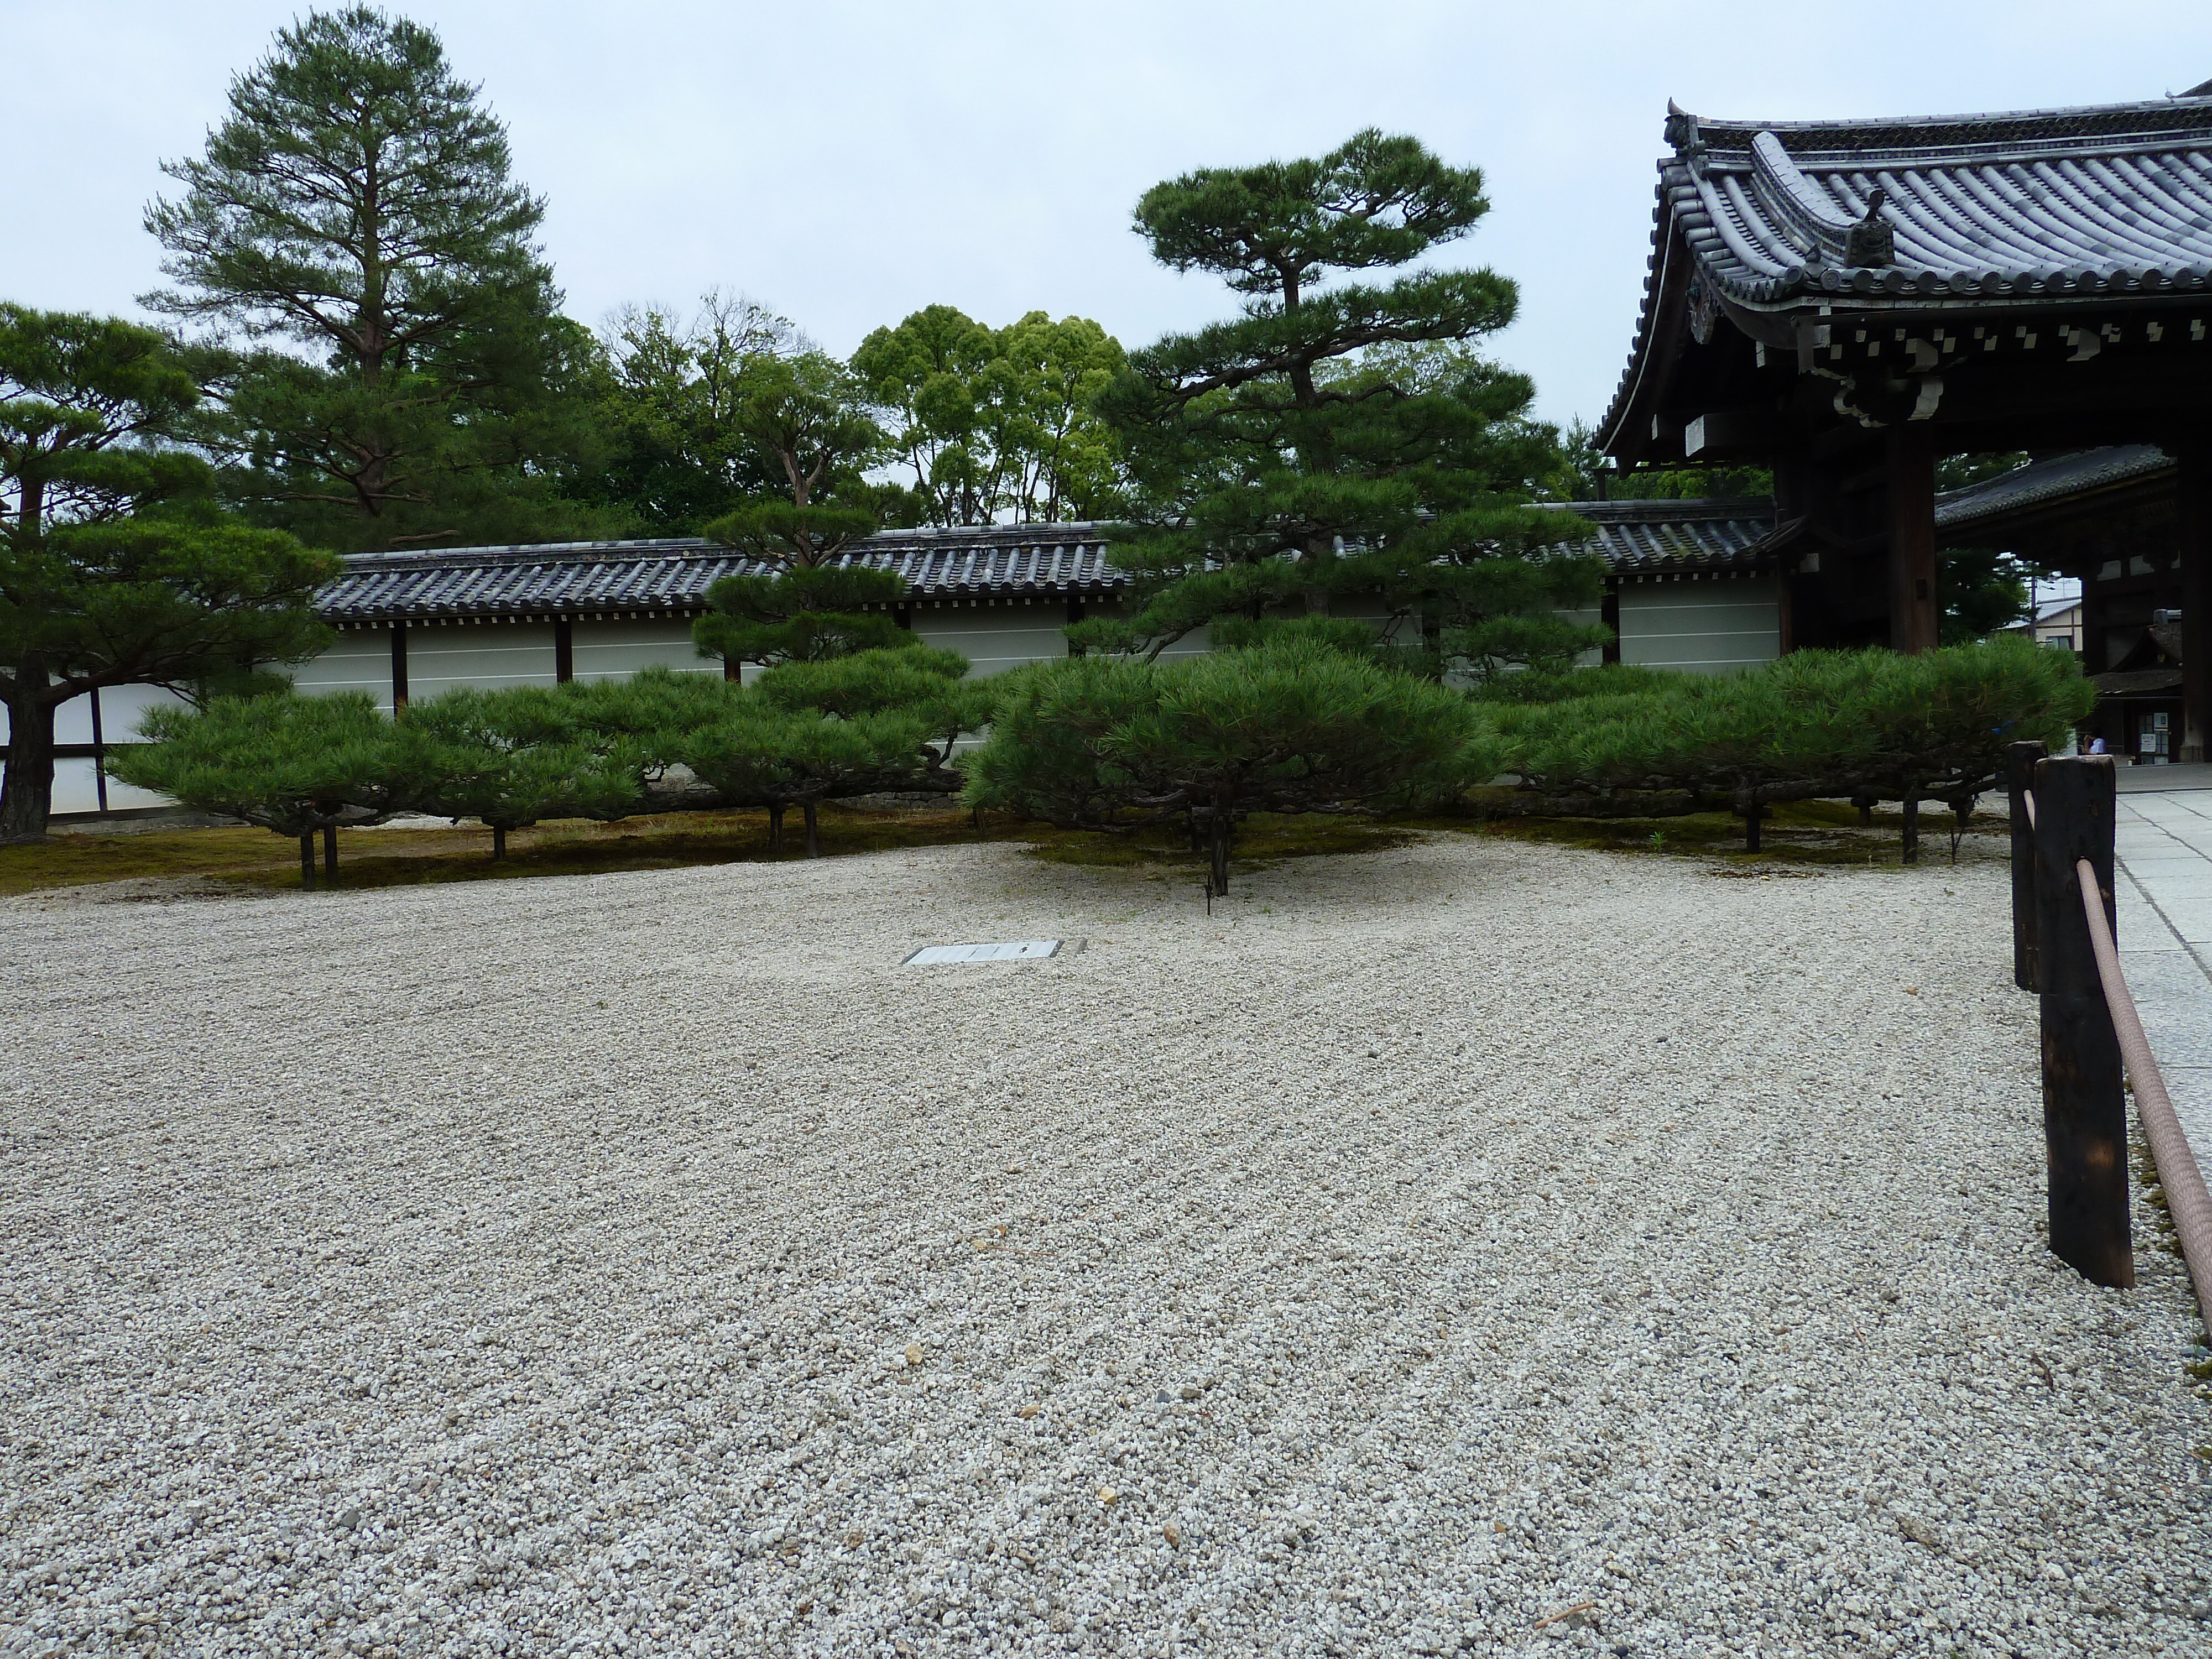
[2088,737,2109,755]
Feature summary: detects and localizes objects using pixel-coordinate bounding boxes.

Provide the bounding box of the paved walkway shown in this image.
[2114,769,2212,1165]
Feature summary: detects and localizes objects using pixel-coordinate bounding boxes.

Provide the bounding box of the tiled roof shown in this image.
[317,524,1122,622]
[1543,498,1775,572]
[316,508,1780,624]
[1660,96,2212,309]
[1933,445,2173,530]
[1600,92,2212,452]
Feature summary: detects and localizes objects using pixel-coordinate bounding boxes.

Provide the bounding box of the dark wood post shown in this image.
[1886,427,1939,655]
[322,825,338,885]
[2006,740,2046,992]
[88,686,109,814]
[2032,754,2133,1287]
[390,623,410,713]
[802,801,821,858]
[299,832,316,890]
[2176,432,2210,763]
[554,618,575,685]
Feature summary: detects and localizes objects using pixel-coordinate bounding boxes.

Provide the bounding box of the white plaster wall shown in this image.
[572,618,719,682]
[1557,604,1606,669]
[404,622,559,701]
[1618,577,1780,673]
[3,684,192,815]
[912,602,1073,675]
[293,629,397,711]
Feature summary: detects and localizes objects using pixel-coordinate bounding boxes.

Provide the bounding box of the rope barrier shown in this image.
[2073,855,2212,1329]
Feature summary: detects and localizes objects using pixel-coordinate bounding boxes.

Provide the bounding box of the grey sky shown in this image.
[6,2,2210,429]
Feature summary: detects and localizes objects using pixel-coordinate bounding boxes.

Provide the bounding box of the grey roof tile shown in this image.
[1601,93,2212,448]
[317,524,1123,622]
[315,508,1777,625]
[1933,445,2172,529]
[1541,498,1776,572]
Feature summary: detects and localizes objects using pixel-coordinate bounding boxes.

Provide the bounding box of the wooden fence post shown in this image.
[2006,740,2046,992]
[2032,754,2133,1287]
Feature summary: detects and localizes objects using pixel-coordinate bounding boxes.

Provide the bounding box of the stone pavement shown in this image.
[2114,769,2212,1167]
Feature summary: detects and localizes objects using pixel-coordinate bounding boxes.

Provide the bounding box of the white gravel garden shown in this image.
[3,834,2209,1657]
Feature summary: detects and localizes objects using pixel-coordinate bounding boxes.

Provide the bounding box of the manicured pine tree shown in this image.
[105,692,413,886]
[1,305,334,842]
[692,352,916,671]
[1084,129,1603,672]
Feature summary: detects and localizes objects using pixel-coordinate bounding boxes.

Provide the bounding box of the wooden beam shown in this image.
[2178,432,2212,763]
[1886,427,1939,653]
[554,617,575,684]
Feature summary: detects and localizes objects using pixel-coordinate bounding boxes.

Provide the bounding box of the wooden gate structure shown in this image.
[1598,85,2212,756]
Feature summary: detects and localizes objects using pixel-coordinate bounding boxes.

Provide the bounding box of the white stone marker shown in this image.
[902,940,1063,965]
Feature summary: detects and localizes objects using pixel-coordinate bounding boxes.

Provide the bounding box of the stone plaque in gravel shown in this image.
[903,939,1066,964]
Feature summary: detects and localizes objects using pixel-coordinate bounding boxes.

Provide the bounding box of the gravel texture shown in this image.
[3,834,2209,1658]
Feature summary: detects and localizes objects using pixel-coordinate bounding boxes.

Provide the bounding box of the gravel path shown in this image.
[3,835,2209,1658]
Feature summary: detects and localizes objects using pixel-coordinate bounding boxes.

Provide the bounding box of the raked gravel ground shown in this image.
[2,833,2210,1659]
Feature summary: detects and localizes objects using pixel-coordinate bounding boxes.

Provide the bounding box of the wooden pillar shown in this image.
[2177,434,2211,763]
[2006,740,2046,992]
[554,618,575,684]
[390,622,410,713]
[2032,754,2133,1288]
[1886,427,1939,654]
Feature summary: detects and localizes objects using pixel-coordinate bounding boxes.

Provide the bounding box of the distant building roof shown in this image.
[317,524,1123,623]
[1934,445,2174,533]
[1541,498,1775,573]
[315,505,1783,625]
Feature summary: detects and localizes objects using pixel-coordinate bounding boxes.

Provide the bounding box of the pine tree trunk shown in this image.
[299,832,317,890]
[1211,809,1231,896]
[322,826,338,885]
[768,803,784,848]
[803,801,821,858]
[491,824,507,862]
[0,682,58,844]
[1744,799,1763,852]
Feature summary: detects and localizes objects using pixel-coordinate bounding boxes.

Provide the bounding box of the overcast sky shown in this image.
[6,2,2210,429]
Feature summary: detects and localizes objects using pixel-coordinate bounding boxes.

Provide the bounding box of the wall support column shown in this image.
[1886,427,1939,654]
[390,623,409,713]
[2177,433,2211,764]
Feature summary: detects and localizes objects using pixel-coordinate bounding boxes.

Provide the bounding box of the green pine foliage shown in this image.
[1082,130,1603,669]
[397,688,646,857]
[1,305,336,841]
[107,691,414,883]
[963,638,1490,888]
[1484,637,2095,812]
[685,649,989,854]
[144,7,617,550]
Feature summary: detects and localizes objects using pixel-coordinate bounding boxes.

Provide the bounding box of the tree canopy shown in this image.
[1082,130,1602,674]
[852,305,1127,526]
[1,305,334,841]
[144,4,611,550]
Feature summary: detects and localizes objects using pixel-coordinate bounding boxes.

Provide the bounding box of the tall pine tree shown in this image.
[1083,130,1602,675]
[145,6,611,551]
